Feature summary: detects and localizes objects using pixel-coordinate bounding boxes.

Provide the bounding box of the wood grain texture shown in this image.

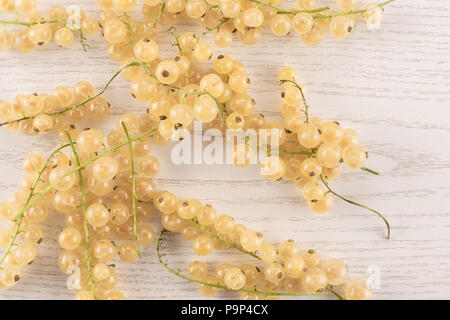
[0,0,449,300]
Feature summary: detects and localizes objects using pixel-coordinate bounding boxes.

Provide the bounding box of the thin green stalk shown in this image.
[168,27,184,55]
[313,0,396,19]
[192,220,261,260]
[0,19,66,26]
[361,167,380,176]
[79,29,88,53]
[194,18,230,40]
[153,2,165,26]
[280,149,314,156]
[157,229,328,297]
[65,131,96,299]
[320,175,390,239]
[0,144,71,267]
[119,12,134,45]
[168,28,189,85]
[280,79,309,123]
[247,0,330,15]
[121,123,141,258]
[326,285,345,300]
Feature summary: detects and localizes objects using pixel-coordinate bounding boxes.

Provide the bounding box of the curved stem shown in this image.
[320,175,390,239]
[121,123,141,257]
[280,79,309,124]
[194,18,230,40]
[247,0,330,15]
[65,131,96,299]
[79,29,88,53]
[157,229,328,297]
[0,143,71,267]
[313,0,396,19]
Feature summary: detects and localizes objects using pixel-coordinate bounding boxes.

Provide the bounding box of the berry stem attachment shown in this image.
[121,123,141,258]
[157,229,328,297]
[140,63,225,120]
[0,143,71,267]
[65,131,97,299]
[319,175,390,239]
[313,0,396,19]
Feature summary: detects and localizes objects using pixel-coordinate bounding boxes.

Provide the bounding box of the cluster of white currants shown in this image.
[153,190,373,299]
[0,81,110,136]
[0,1,99,52]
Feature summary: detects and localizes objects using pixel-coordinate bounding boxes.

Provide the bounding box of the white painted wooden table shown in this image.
[0,0,449,300]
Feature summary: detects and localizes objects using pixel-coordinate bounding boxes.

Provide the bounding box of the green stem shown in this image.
[121,123,141,258]
[247,0,330,15]
[193,220,261,260]
[168,27,183,56]
[157,229,328,297]
[326,285,345,300]
[280,149,313,156]
[153,2,165,26]
[79,29,88,53]
[313,0,396,19]
[65,131,96,299]
[194,18,230,40]
[280,80,309,123]
[0,144,71,267]
[168,28,189,85]
[320,175,390,239]
[0,19,66,26]
[361,167,380,176]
